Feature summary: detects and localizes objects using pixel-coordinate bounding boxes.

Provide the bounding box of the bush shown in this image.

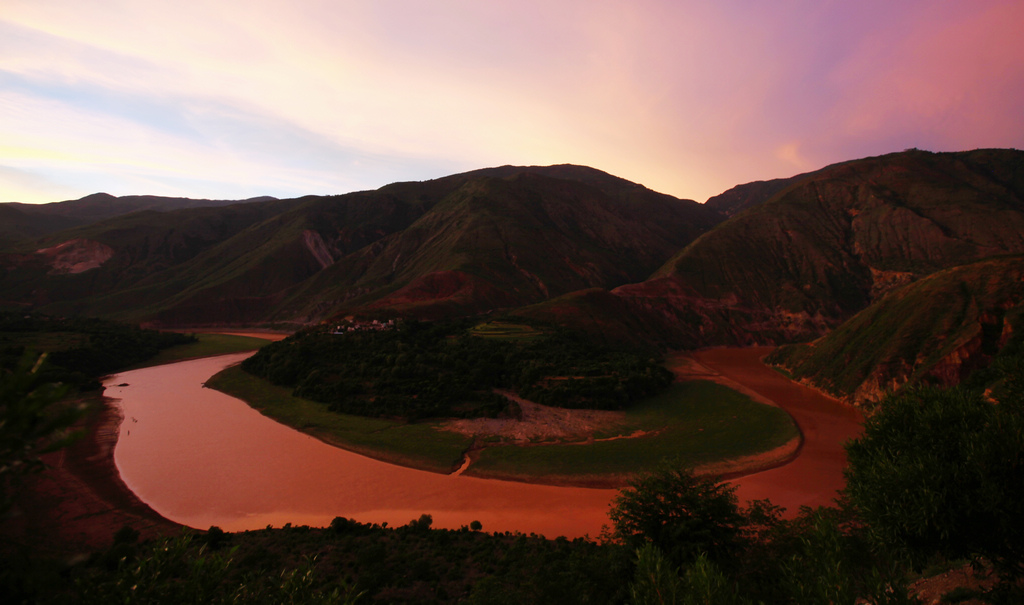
[845,386,1024,583]
[609,465,746,569]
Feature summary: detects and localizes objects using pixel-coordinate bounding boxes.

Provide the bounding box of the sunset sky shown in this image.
[3,0,1023,204]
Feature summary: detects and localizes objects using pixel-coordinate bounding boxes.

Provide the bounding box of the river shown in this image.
[693,347,863,513]
[107,353,617,538]
[106,348,862,538]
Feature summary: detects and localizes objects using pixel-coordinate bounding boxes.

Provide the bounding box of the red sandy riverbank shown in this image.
[1,396,181,558]
[1,334,289,557]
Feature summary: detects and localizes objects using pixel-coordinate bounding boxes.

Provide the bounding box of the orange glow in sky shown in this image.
[2,1,1022,204]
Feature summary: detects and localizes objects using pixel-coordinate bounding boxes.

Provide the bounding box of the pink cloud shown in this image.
[831,1,1024,147]
[2,1,1022,204]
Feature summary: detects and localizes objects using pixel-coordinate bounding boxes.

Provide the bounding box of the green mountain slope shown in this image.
[271,172,719,321]
[0,165,720,326]
[0,204,80,248]
[702,172,810,217]
[0,198,303,312]
[603,148,1024,346]
[9,150,1024,353]
[0,175,478,321]
[767,255,1024,404]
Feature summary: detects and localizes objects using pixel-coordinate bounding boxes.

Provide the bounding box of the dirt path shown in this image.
[691,347,864,514]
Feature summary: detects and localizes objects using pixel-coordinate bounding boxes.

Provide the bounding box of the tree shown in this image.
[609,465,746,568]
[407,513,433,532]
[844,385,1024,582]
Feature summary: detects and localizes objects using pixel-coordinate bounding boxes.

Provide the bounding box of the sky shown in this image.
[2,1,1023,205]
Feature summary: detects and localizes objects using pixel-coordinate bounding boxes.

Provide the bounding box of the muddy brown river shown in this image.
[693,347,864,513]
[106,348,862,538]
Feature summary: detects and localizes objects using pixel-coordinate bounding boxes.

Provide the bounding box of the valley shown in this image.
[3,148,1023,602]
[0,333,814,555]
[101,343,825,535]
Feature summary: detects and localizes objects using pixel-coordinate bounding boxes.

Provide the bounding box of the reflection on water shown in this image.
[107,353,616,538]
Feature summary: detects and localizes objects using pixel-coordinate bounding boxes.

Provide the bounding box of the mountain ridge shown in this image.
[0,165,720,326]
[0,193,280,246]
[5,148,1024,397]
[528,148,1024,348]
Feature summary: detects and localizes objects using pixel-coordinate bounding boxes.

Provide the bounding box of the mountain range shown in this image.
[0,165,719,325]
[3,148,1024,402]
[583,148,1024,346]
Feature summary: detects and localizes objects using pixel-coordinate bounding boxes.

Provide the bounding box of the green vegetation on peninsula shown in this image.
[466,380,798,483]
[241,319,673,419]
[205,364,473,473]
[206,319,798,482]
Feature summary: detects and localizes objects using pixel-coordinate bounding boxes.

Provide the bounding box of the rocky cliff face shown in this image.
[36,239,115,274]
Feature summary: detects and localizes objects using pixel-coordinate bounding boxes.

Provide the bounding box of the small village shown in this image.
[330,318,397,334]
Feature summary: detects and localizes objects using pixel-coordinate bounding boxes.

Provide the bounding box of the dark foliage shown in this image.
[7,520,631,604]
[241,319,671,420]
[607,465,920,604]
[845,384,1024,585]
[608,465,747,569]
[0,352,84,515]
[0,311,196,390]
[3,474,929,604]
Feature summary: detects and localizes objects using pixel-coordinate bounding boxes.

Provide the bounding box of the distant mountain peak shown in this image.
[75,192,117,203]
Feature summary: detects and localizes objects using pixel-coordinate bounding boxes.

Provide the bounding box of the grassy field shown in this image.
[129,333,277,368]
[467,380,798,481]
[206,365,473,473]
[468,320,544,341]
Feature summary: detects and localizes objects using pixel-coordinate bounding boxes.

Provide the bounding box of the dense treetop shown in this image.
[241,319,673,420]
